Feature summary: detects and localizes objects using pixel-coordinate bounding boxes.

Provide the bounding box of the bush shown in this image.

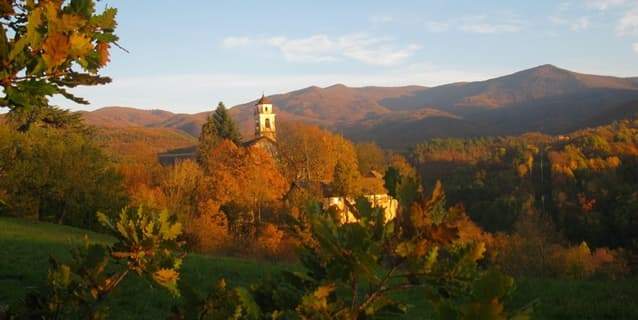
[550,242,596,279]
[255,223,298,261]
[493,235,630,279]
[549,244,629,279]
[591,248,630,279]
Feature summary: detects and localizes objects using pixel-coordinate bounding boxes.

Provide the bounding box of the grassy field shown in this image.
[1,217,637,319]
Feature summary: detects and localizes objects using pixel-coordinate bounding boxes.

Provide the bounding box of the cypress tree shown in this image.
[199,102,242,158]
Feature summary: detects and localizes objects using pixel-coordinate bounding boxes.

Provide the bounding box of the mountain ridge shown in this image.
[79,64,638,148]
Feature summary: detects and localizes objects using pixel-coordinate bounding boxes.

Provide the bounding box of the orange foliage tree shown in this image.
[202,140,287,208]
[277,121,359,183]
[201,140,288,243]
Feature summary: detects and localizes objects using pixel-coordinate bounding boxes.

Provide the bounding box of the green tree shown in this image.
[0,124,126,228]
[0,0,119,126]
[199,102,242,157]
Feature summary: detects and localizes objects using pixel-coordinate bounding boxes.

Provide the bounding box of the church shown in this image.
[158,95,278,165]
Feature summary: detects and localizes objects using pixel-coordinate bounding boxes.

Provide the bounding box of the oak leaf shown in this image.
[42,33,69,69]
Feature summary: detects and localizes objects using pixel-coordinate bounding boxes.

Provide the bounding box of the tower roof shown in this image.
[255,94,273,105]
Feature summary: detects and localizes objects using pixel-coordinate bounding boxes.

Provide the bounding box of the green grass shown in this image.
[1,217,637,319]
[509,277,638,319]
[0,217,285,319]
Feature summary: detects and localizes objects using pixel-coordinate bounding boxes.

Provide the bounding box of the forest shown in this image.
[1,1,638,319]
[412,121,638,278]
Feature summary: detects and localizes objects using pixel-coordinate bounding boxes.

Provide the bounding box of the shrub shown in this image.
[591,248,630,279]
[547,242,631,279]
[494,234,630,279]
[550,242,596,279]
[256,223,293,261]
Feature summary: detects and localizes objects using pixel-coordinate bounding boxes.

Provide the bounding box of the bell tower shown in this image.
[254,94,276,141]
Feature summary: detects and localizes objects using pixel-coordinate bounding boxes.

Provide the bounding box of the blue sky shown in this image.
[57,0,638,113]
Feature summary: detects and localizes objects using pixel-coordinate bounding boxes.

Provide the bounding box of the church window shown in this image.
[265,118,271,129]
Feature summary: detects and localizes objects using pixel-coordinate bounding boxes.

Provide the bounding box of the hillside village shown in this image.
[160,94,399,223]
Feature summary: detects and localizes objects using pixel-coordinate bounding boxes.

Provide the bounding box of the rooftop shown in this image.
[255,94,273,105]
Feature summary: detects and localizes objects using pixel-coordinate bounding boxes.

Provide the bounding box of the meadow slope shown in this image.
[1,217,637,319]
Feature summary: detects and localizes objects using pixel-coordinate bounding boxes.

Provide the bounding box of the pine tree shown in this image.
[199,102,242,158]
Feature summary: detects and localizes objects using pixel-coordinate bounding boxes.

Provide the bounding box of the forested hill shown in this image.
[411,117,638,249]
[80,65,638,148]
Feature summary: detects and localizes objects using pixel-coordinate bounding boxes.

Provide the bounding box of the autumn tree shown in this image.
[202,140,287,239]
[178,177,520,319]
[387,152,417,179]
[199,102,242,159]
[189,199,230,253]
[1,0,119,129]
[277,121,359,183]
[242,147,289,219]
[161,159,205,223]
[355,141,386,174]
[201,140,249,205]
[331,159,362,197]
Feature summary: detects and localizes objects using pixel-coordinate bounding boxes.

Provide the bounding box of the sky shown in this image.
[53,0,638,113]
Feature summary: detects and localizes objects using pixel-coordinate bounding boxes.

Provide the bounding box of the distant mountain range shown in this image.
[81,64,638,148]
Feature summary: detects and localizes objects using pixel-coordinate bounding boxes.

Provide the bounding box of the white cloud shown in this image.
[425,15,524,34]
[550,15,591,31]
[459,20,521,34]
[277,35,340,63]
[221,34,421,66]
[617,7,638,35]
[458,15,524,34]
[585,0,626,10]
